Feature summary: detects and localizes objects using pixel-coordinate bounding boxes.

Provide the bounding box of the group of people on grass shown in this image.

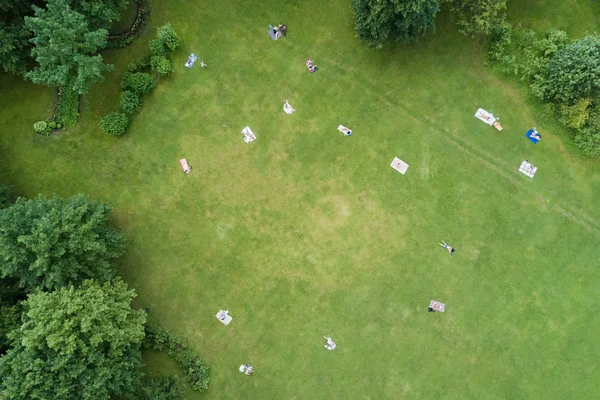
[183,22,461,372]
[271,23,287,39]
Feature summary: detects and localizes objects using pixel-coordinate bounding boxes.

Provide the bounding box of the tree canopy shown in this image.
[0,194,124,291]
[71,0,130,29]
[0,0,37,74]
[0,279,146,400]
[0,183,11,209]
[445,0,507,37]
[541,34,600,103]
[25,0,113,94]
[352,0,440,49]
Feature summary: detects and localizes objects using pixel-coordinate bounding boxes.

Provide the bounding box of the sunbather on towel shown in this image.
[439,240,454,255]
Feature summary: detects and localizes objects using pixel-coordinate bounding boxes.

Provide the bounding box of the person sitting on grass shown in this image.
[439,240,454,255]
[279,24,287,36]
[245,364,253,375]
[306,59,318,73]
[324,336,336,350]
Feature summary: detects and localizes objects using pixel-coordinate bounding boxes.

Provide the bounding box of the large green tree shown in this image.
[444,0,506,37]
[24,0,113,94]
[539,34,600,103]
[0,279,146,400]
[0,183,12,209]
[0,0,37,74]
[0,194,124,291]
[352,0,440,49]
[71,0,130,29]
[0,278,26,355]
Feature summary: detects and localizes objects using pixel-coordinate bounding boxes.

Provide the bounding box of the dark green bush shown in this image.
[157,23,180,51]
[137,376,185,400]
[541,34,600,103]
[149,38,166,56]
[128,55,151,73]
[574,128,600,157]
[0,184,11,210]
[485,21,513,65]
[142,321,210,392]
[56,88,80,128]
[99,112,129,136]
[173,349,210,392]
[151,56,173,76]
[121,72,154,96]
[121,91,142,114]
[142,321,171,351]
[106,0,150,49]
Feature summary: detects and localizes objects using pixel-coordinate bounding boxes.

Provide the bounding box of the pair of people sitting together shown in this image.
[272,24,287,39]
[306,59,318,73]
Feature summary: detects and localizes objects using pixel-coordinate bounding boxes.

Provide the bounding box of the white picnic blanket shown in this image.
[429,300,445,312]
[518,160,537,178]
[390,157,409,175]
[242,126,256,143]
[283,102,295,114]
[475,108,496,125]
[216,310,232,325]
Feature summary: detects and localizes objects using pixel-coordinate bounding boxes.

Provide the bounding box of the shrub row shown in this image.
[135,375,185,400]
[486,24,600,157]
[33,88,79,135]
[99,23,180,137]
[142,321,211,392]
[107,0,150,49]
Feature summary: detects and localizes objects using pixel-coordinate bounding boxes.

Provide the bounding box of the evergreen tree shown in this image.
[25,0,113,94]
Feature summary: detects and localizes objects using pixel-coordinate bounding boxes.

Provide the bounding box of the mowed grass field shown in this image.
[1,1,599,399]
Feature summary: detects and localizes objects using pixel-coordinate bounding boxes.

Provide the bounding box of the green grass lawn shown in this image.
[1,1,599,399]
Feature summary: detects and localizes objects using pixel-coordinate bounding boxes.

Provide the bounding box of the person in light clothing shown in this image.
[324,336,336,350]
[439,240,455,255]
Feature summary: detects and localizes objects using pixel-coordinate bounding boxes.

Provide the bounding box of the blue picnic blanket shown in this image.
[268,28,277,40]
[185,54,198,68]
[526,129,541,144]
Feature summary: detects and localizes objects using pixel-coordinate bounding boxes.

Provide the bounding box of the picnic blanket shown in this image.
[390,157,409,175]
[242,126,256,143]
[185,54,198,68]
[526,129,541,144]
[283,102,295,114]
[216,310,232,325]
[519,160,537,178]
[475,108,496,126]
[268,26,281,40]
[337,125,352,136]
[179,158,190,173]
[429,300,445,312]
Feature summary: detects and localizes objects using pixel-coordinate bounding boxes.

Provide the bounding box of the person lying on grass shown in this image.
[439,240,454,255]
